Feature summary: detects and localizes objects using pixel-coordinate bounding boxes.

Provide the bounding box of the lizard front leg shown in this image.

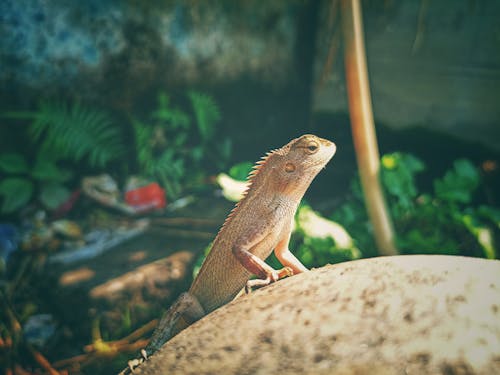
[232,225,293,293]
[274,230,308,274]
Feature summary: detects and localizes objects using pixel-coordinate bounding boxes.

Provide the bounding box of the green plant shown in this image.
[5,101,125,168]
[228,162,254,181]
[380,152,425,217]
[188,91,221,143]
[133,91,230,199]
[333,153,499,260]
[282,205,361,269]
[0,152,72,213]
[434,159,480,204]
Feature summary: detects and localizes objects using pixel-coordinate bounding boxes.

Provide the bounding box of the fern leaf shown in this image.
[188,91,221,142]
[27,101,125,168]
[152,92,190,129]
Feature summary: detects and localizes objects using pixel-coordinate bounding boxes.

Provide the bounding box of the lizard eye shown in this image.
[306,141,319,154]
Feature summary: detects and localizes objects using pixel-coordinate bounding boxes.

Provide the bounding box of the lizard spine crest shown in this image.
[215,148,283,238]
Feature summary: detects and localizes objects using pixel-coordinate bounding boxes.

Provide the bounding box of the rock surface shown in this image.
[134,255,500,375]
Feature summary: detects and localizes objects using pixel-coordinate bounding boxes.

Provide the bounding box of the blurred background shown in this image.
[1,1,499,374]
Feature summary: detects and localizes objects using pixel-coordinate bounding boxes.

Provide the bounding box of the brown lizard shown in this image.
[121,134,336,373]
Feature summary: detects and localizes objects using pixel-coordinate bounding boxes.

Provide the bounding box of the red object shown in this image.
[125,183,166,212]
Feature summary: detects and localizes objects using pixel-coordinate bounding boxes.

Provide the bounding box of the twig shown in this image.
[54,320,156,369]
[84,319,157,352]
[115,319,158,344]
[341,0,398,255]
[29,345,60,375]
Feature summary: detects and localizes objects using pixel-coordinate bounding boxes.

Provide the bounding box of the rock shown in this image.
[134,255,499,375]
[1,1,305,93]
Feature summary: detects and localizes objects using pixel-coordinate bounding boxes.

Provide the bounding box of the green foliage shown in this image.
[334,152,499,260]
[152,93,190,129]
[0,153,30,174]
[0,177,34,213]
[289,234,360,269]
[0,152,72,213]
[228,162,254,181]
[381,152,425,216]
[6,101,125,168]
[133,91,230,199]
[188,91,221,142]
[287,204,361,268]
[434,159,479,204]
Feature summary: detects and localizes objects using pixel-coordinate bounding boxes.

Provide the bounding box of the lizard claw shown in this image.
[278,266,294,278]
[125,349,148,374]
[245,276,271,293]
[244,267,294,293]
[127,358,142,373]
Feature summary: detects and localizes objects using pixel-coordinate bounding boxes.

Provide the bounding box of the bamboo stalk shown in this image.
[341,0,398,255]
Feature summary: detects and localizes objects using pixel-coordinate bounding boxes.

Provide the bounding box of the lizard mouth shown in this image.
[314,141,336,168]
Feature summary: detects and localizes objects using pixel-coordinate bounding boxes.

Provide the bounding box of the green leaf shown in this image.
[0,153,30,174]
[381,152,425,214]
[28,100,125,168]
[188,91,221,141]
[31,158,72,182]
[478,206,500,230]
[39,182,71,209]
[0,177,34,213]
[434,159,479,204]
[229,162,253,181]
[191,147,204,162]
[460,213,496,259]
[152,92,190,129]
[216,138,232,168]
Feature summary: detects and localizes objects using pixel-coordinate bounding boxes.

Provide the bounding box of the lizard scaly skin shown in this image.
[121,134,336,373]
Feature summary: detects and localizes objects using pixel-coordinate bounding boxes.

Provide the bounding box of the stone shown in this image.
[134,255,500,375]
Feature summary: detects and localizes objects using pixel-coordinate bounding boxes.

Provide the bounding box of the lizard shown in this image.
[120,134,336,374]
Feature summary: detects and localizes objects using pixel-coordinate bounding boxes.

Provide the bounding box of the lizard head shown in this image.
[283,134,336,170]
[260,134,336,198]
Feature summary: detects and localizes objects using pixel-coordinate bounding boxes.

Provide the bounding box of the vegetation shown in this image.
[133,91,230,199]
[0,152,73,213]
[332,152,499,260]
[1,93,498,375]
[205,152,499,276]
[6,101,126,168]
[0,91,228,213]
[0,101,126,214]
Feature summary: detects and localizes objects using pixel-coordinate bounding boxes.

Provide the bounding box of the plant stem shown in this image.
[341,0,398,255]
